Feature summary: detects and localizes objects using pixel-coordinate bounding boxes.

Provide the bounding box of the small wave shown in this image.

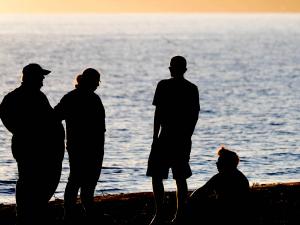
[0,180,16,185]
[201,109,215,114]
[95,188,123,193]
[265,171,287,176]
[276,130,296,135]
[102,169,122,174]
[271,152,300,158]
[269,122,285,126]
[266,167,300,176]
[102,166,121,170]
[0,187,15,195]
[102,166,143,170]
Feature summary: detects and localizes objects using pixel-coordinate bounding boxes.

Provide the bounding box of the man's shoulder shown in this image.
[161,78,198,89]
[154,79,172,93]
[157,79,170,86]
[55,90,76,106]
[183,78,198,89]
[60,89,101,102]
[61,89,77,98]
[2,87,23,99]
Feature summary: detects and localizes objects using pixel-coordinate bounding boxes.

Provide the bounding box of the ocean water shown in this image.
[0,13,299,204]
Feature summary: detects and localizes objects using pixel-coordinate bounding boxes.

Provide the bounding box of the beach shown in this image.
[0,181,299,225]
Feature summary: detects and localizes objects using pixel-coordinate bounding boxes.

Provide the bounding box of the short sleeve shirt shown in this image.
[153,78,200,136]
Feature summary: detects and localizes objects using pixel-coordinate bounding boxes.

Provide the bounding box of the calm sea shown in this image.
[0,13,299,204]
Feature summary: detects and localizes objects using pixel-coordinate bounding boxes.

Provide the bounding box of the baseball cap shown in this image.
[22,63,51,76]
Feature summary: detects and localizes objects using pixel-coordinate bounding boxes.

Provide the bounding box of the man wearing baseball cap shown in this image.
[0,63,65,225]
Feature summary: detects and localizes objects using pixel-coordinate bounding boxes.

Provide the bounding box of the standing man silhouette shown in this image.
[147,56,200,225]
[54,68,106,224]
[0,63,65,225]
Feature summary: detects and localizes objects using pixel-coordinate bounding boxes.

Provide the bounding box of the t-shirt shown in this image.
[153,77,200,137]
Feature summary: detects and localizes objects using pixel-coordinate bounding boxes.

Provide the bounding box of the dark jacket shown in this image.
[0,85,65,162]
[54,88,105,160]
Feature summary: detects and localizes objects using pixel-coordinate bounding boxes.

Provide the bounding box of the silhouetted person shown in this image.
[146,56,200,225]
[54,68,105,224]
[188,146,250,225]
[0,63,65,225]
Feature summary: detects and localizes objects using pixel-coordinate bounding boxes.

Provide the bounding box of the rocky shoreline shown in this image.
[0,182,299,225]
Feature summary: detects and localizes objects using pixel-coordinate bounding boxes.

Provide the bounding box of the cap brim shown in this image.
[42,69,51,75]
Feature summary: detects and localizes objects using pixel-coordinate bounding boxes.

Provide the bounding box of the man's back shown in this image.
[153,77,200,137]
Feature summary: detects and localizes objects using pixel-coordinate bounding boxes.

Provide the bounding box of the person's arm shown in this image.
[188,112,199,138]
[187,86,200,137]
[153,107,161,141]
[189,175,217,202]
[152,81,162,142]
[53,96,67,121]
[0,95,16,133]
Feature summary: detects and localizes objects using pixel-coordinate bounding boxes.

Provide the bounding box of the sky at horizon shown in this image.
[0,0,300,13]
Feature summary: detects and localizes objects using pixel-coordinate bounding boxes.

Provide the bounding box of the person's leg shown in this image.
[149,177,164,225]
[80,160,102,221]
[80,174,99,218]
[171,144,192,224]
[172,178,188,224]
[15,177,30,225]
[64,175,80,223]
[80,183,97,219]
[44,162,62,201]
[38,162,62,225]
[16,162,41,225]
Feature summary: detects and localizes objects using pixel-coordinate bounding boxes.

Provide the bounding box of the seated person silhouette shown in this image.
[188,146,250,225]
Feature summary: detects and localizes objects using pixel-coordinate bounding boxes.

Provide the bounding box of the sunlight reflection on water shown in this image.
[0,14,299,203]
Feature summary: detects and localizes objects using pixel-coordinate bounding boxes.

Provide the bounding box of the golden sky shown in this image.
[0,0,300,13]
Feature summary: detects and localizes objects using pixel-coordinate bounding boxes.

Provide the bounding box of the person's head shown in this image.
[216,146,239,173]
[21,63,51,89]
[75,68,101,92]
[169,55,187,78]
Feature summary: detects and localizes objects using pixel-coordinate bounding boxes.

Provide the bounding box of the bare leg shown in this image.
[149,177,164,225]
[172,178,188,224]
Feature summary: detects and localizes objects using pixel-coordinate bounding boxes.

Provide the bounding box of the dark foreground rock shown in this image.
[0,182,299,225]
